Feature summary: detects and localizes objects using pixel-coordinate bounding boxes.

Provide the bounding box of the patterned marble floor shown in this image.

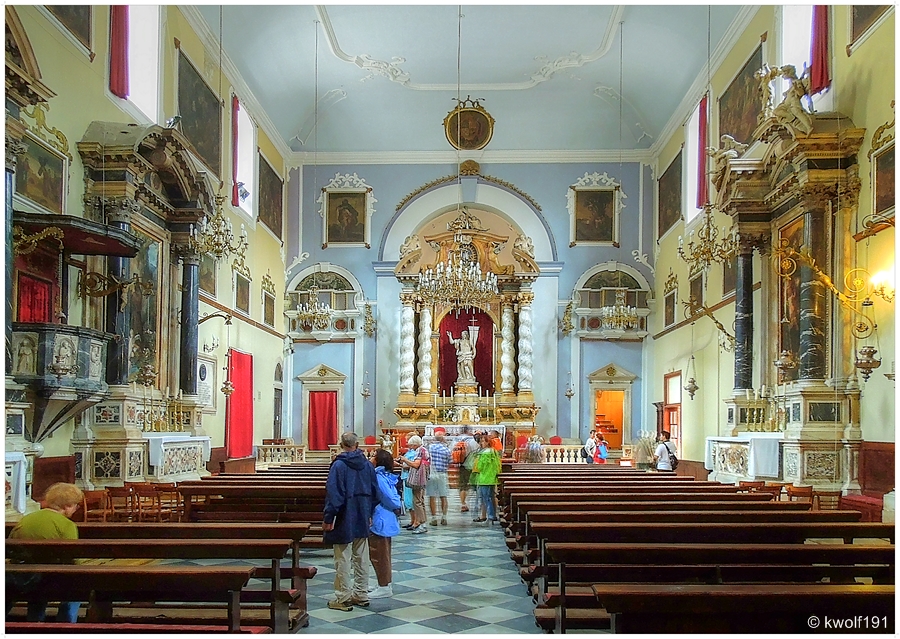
[296,490,542,635]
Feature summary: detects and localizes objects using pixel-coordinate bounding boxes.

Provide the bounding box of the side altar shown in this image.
[389,207,543,443]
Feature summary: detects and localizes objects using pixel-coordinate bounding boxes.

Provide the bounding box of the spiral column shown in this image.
[516,292,534,392]
[399,293,416,394]
[500,297,516,393]
[416,305,432,394]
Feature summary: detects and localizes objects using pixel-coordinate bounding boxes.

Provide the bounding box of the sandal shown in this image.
[473,517,487,522]
[460,506,469,512]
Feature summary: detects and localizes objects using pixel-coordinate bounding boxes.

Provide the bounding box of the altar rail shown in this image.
[328,444,383,461]
[255,444,307,468]
[515,445,586,464]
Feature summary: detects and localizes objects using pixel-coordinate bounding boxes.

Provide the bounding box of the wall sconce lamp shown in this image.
[870,270,895,303]
[564,372,575,400]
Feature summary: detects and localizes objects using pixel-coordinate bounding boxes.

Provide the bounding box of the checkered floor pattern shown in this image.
[157,491,543,634]
[297,491,542,634]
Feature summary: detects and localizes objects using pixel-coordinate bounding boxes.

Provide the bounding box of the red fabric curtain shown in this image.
[696,94,709,208]
[809,6,831,95]
[308,391,338,450]
[231,95,240,206]
[109,5,129,99]
[16,274,53,323]
[225,349,253,459]
[438,309,494,395]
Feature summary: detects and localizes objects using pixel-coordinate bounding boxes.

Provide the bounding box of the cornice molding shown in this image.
[288,149,653,167]
[178,6,293,165]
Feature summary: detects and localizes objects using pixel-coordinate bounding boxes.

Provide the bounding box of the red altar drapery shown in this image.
[437,309,494,395]
[308,390,338,450]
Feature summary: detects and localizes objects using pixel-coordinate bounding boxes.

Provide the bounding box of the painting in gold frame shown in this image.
[718,45,763,148]
[443,103,494,151]
[257,154,283,240]
[872,142,895,219]
[778,216,804,381]
[177,50,221,177]
[199,253,217,297]
[235,273,251,315]
[658,151,682,239]
[14,131,67,215]
[664,291,677,327]
[325,191,367,246]
[46,5,92,51]
[851,6,890,44]
[263,292,276,327]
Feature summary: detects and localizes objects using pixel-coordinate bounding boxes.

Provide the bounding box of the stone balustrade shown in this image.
[256,444,308,469]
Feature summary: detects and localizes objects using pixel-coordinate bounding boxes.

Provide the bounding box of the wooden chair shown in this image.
[738,481,765,492]
[785,485,813,505]
[754,485,785,500]
[106,485,135,522]
[812,489,842,511]
[154,482,182,522]
[81,489,111,522]
[132,483,172,522]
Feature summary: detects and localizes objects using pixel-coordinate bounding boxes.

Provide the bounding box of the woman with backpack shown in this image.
[398,435,430,534]
[594,433,609,464]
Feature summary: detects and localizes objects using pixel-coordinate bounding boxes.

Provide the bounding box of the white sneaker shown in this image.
[369,584,393,599]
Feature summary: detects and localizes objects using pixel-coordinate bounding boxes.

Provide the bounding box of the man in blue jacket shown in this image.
[323,431,378,611]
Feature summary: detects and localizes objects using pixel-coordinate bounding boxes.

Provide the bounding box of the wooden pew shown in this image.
[6,539,304,633]
[592,583,895,634]
[539,543,896,633]
[178,484,326,523]
[5,565,257,633]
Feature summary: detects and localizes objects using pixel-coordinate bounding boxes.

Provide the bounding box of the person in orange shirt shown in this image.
[488,429,503,453]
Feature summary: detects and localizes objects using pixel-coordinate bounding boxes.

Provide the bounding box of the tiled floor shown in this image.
[297,490,542,635]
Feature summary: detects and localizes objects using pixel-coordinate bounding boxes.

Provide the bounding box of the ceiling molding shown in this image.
[316,4,626,92]
[649,5,760,159]
[179,6,293,165]
[288,149,654,168]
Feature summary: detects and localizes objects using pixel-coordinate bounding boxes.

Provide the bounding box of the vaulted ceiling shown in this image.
[190,5,750,158]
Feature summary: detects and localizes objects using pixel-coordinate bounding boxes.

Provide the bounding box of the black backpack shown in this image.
[665,442,679,470]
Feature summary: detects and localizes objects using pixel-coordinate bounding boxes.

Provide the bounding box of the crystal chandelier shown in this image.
[417,252,498,309]
[296,281,332,330]
[599,289,640,331]
[190,193,248,261]
[677,205,737,273]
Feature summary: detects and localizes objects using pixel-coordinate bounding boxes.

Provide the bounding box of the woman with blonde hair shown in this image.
[398,435,430,534]
[7,482,84,622]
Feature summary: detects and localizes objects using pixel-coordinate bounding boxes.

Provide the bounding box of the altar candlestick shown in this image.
[745,389,751,401]
[760,385,766,398]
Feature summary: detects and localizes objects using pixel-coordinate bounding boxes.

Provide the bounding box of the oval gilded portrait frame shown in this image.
[443,102,495,151]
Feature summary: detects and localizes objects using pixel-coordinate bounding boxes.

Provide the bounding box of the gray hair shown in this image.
[340,431,359,449]
[407,435,422,448]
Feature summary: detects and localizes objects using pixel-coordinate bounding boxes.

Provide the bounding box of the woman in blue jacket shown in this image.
[368,448,401,599]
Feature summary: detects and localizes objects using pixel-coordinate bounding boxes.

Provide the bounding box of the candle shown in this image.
[433,394,437,408]
[165,386,169,398]
[760,385,766,398]
[754,389,759,401]
[745,389,751,401]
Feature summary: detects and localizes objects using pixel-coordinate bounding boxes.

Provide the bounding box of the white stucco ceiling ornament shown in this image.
[317,5,624,92]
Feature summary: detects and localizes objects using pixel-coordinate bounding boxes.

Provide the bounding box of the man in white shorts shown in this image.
[426,428,451,526]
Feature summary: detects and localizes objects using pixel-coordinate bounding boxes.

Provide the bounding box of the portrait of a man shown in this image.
[574,190,616,243]
[445,107,493,150]
[326,192,367,244]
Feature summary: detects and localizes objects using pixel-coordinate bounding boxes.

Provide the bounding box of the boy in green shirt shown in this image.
[473,438,501,522]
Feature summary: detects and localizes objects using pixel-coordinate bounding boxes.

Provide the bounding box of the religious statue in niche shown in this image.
[447,326,478,385]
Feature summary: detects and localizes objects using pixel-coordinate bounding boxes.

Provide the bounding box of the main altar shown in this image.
[388,207,542,442]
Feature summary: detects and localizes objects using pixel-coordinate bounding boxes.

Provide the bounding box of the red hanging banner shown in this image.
[809,6,831,95]
[109,6,129,99]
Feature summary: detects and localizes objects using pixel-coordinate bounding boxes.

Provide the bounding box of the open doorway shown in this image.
[594,389,624,449]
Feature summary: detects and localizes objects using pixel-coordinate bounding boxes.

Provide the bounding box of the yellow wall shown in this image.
[14,5,289,454]
[649,6,895,459]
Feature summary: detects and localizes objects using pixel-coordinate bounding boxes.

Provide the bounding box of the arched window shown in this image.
[573,265,650,337]
[285,266,362,337]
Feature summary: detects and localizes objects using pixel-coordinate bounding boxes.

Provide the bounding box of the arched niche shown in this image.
[381,180,556,262]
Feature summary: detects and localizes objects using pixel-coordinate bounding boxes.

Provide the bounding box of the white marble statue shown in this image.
[447,328,477,385]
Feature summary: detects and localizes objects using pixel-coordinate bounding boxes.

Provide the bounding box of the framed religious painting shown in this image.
[257,153,283,240]
[177,49,221,177]
[567,172,623,246]
[689,272,705,315]
[199,253,217,298]
[127,225,164,383]
[443,98,495,151]
[319,173,375,248]
[664,290,677,328]
[872,142,895,220]
[234,272,251,316]
[658,151,682,239]
[849,6,891,53]
[45,5,93,57]
[722,253,737,297]
[718,45,763,148]
[262,291,276,328]
[14,131,68,215]
[777,215,804,382]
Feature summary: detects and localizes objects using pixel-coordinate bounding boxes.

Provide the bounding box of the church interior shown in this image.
[4,4,896,633]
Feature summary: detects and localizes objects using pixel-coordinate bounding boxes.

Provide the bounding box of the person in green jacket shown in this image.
[472,437,501,523]
[7,482,83,623]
